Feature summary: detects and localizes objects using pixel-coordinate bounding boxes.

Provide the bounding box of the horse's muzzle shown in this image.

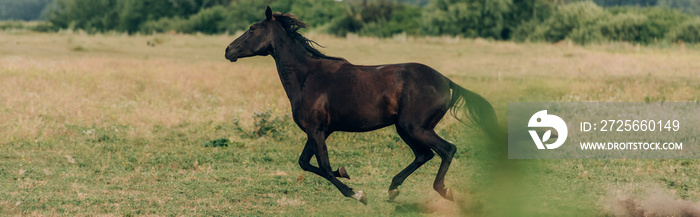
[225,46,238,62]
[225,52,238,62]
[227,56,238,62]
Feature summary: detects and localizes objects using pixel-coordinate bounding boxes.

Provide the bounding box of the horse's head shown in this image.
[225,6,277,62]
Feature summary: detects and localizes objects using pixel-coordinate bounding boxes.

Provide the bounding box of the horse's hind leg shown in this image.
[303,130,367,204]
[388,126,435,201]
[427,132,457,201]
[398,124,456,201]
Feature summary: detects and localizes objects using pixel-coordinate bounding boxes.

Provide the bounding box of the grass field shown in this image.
[1,30,700,216]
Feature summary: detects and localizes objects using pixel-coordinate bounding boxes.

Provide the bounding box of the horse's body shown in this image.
[225,6,501,204]
[293,62,450,133]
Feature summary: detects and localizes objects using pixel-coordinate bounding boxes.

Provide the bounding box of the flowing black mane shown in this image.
[272,13,344,61]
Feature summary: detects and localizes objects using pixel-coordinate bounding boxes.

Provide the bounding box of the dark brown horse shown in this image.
[225,6,502,204]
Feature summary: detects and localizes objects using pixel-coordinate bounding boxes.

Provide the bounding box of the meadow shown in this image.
[1,29,699,216]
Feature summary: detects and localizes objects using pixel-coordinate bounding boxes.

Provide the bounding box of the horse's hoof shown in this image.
[338,166,350,179]
[388,189,400,202]
[444,188,454,201]
[352,190,368,205]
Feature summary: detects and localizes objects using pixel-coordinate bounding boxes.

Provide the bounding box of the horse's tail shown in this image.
[448,80,505,143]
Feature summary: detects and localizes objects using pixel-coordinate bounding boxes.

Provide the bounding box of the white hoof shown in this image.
[352,190,368,205]
[388,189,400,202]
[338,166,350,179]
[445,188,454,201]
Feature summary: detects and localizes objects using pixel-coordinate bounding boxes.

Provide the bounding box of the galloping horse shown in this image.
[225,6,502,204]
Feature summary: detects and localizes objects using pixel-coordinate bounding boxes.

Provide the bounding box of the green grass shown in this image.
[1,31,699,216]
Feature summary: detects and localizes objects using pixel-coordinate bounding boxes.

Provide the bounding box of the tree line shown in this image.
[0,0,53,20]
[3,0,700,44]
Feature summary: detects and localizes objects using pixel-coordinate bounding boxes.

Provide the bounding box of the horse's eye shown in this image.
[249,26,256,31]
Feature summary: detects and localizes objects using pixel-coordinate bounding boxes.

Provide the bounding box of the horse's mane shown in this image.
[272,13,344,61]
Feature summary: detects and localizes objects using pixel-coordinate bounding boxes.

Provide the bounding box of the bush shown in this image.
[139,17,184,34]
[325,15,363,37]
[252,109,289,139]
[231,109,291,140]
[422,0,558,40]
[357,2,423,37]
[568,25,605,45]
[543,1,607,42]
[667,18,700,43]
[0,21,27,30]
[201,138,230,147]
[0,21,58,32]
[35,0,700,44]
[182,5,228,34]
[658,0,700,17]
[326,0,422,37]
[48,0,230,34]
[218,0,297,34]
[605,6,693,44]
[31,22,58,32]
[641,7,693,41]
[290,0,346,29]
[512,19,548,42]
[221,0,277,34]
[48,0,118,33]
[421,0,488,38]
[138,2,290,35]
[494,2,699,45]
[597,13,649,43]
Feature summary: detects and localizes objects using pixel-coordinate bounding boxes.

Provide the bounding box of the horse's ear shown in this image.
[265,6,273,21]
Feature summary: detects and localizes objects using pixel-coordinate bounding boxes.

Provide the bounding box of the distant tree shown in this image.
[356,0,423,36]
[221,0,294,33]
[0,0,53,20]
[542,1,607,42]
[658,0,700,16]
[607,6,692,43]
[48,0,117,31]
[397,0,431,6]
[48,0,230,33]
[323,0,422,37]
[667,18,700,43]
[36,0,700,42]
[290,0,346,28]
[593,0,657,7]
[422,0,488,37]
[422,0,557,39]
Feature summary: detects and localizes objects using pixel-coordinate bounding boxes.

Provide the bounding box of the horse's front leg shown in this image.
[298,133,351,179]
[303,130,367,204]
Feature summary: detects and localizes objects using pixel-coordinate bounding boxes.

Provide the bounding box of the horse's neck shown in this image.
[271,40,314,104]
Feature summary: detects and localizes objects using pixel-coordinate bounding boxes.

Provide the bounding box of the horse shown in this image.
[225,6,502,204]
